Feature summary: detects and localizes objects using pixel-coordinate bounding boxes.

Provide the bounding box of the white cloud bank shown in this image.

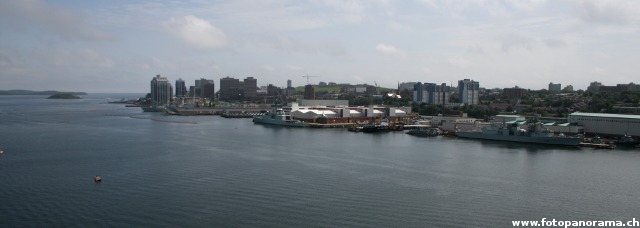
[163,15,228,49]
[376,43,405,57]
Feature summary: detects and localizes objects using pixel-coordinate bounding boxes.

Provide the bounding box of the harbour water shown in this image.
[1,94,640,227]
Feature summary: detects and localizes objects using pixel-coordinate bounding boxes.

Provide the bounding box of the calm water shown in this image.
[1,94,640,227]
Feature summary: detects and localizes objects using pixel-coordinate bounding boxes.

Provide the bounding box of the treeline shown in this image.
[0,90,87,95]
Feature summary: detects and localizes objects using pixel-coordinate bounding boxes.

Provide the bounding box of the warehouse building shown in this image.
[569,112,640,137]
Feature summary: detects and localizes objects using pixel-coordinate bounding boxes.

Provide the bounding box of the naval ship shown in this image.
[456,121,583,146]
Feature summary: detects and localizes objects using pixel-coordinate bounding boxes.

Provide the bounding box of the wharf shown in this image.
[171,107,267,116]
[309,123,354,128]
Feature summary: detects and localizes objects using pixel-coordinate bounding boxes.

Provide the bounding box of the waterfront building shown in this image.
[203,83,215,99]
[195,78,215,98]
[150,75,173,106]
[503,86,526,98]
[569,112,640,137]
[175,78,187,98]
[304,85,315,100]
[548,82,561,93]
[297,99,348,107]
[219,77,241,101]
[458,79,479,105]
[243,77,258,100]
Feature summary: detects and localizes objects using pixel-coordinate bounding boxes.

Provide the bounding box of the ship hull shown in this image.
[456,132,582,146]
[252,117,309,127]
[141,106,166,112]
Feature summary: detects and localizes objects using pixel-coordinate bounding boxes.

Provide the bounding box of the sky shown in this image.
[1,0,639,93]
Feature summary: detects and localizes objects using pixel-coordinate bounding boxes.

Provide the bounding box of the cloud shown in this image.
[386,21,412,31]
[0,0,114,41]
[262,64,275,71]
[447,56,473,68]
[543,38,567,48]
[500,32,536,52]
[287,65,303,71]
[376,43,405,57]
[572,0,637,25]
[322,0,366,23]
[34,48,115,69]
[164,15,228,49]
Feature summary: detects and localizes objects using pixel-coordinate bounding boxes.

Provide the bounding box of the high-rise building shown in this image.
[151,75,173,106]
[399,82,418,93]
[219,76,241,101]
[175,78,187,97]
[287,79,292,88]
[413,82,450,104]
[195,78,215,98]
[304,85,315,100]
[413,83,424,103]
[548,82,561,93]
[243,77,257,100]
[203,83,215,99]
[458,79,479,105]
[425,83,450,105]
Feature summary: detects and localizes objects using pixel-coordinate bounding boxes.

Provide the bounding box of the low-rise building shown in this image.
[569,112,640,137]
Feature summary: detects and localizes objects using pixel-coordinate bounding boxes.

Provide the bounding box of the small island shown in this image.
[47,93,81,99]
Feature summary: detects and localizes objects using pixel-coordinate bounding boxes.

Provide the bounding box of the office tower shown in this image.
[243,77,257,100]
[304,84,315,100]
[151,75,173,106]
[175,78,187,97]
[219,76,241,101]
[195,78,215,98]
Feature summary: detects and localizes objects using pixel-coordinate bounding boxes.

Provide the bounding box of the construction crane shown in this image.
[374,81,380,95]
[302,75,320,85]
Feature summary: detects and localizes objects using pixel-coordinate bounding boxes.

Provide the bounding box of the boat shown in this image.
[361,124,391,133]
[616,134,639,147]
[406,128,440,137]
[94,175,102,182]
[347,125,363,132]
[580,136,617,149]
[252,108,310,127]
[456,122,583,146]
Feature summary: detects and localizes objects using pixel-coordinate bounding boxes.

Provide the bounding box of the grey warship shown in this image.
[456,121,583,146]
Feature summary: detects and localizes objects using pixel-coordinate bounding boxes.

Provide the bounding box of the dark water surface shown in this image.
[1,94,639,227]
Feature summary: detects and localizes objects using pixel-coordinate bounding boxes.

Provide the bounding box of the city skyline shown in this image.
[2,0,640,92]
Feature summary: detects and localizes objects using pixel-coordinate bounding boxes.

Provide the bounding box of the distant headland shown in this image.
[47,93,82,99]
[0,90,87,96]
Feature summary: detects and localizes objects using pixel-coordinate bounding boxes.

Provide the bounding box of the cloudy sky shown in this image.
[1,0,639,92]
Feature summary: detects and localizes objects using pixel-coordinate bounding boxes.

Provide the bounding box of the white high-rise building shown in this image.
[151,75,173,106]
